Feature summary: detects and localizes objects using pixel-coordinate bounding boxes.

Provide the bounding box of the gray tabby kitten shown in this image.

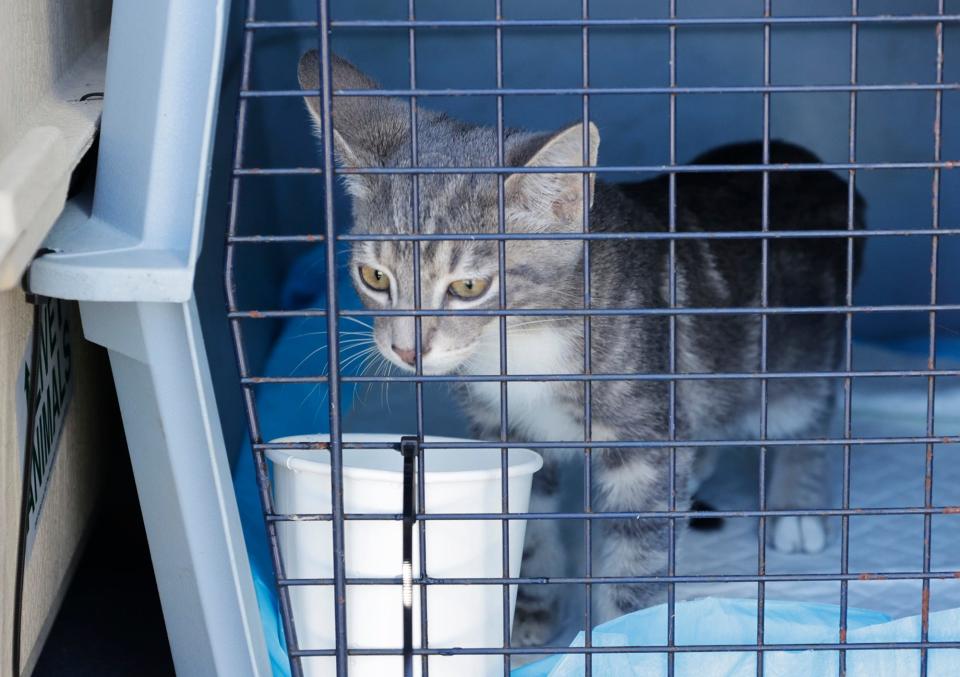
[299,52,864,645]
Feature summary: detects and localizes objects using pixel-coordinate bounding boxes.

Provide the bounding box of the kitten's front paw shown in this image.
[512,590,561,648]
[770,515,827,553]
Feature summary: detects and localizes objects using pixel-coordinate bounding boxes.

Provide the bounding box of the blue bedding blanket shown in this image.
[513,597,960,677]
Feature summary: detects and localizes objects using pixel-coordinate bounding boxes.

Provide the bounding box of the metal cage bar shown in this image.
[403,5,431,675]
[248,15,960,29]
[225,0,307,675]
[248,83,960,99]
[921,3,948,676]
[257,435,960,450]
[225,2,960,675]
[665,0,678,673]
[755,3,775,673]
[234,159,958,176]
[838,1,860,673]
[312,0,351,673]
[580,3,595,675]
[494,2,512,675]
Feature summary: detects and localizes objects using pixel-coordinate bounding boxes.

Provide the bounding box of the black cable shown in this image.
[12,253,54,676]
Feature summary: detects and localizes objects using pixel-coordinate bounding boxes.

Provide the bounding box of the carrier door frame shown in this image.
[28,1,270,675]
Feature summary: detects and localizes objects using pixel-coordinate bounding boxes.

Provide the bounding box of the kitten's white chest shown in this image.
[463,326,583,442]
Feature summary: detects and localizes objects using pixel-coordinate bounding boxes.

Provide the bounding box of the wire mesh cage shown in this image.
[225,1,960,676]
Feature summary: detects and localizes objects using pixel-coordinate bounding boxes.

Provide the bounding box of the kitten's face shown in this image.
[299,51,598,374]
[347,174,504,374]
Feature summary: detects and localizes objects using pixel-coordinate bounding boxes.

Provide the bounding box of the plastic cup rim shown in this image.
[265,433,544,484]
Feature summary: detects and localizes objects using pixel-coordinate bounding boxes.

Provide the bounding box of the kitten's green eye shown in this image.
[359,265,390,292]
[448,278,489,299]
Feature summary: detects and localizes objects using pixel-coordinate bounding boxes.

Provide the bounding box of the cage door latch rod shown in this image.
[400,436,420,677]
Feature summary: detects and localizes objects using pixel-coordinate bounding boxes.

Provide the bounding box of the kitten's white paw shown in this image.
[771,515,827,554]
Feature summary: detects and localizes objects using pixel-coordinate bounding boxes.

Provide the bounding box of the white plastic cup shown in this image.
[266,434,543,677]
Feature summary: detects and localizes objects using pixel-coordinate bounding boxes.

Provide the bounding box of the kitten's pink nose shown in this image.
[392,345,419,366]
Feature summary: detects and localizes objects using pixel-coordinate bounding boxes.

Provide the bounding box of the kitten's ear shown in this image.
[298,51,408,195]
[506,122,600,231]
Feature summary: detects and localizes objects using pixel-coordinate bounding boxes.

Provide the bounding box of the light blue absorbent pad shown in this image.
[512,597,960,677]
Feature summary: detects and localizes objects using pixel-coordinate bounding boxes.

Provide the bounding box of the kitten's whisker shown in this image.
[339,346,379,371]
[297,382,321,411]
[294,350,365,413]
[298,328,359,417]
[289,345,328,376]
[338,356,368,373]
[340,316,373,331]
[288,337,373,376]
[353,350,383,408]
[338,338,376,349]
[360,348,389,406]
[937,323,959,337]
[369,359,387,406]
[507,318,569,329]
[292,316,313,333]
[288,330,328,341]
[336,353,371,373]
[313,388,331,427]
[353,349,381,377]
[382,359,396,415]
[338,337,374,345]
[370,354,391,412]
[369,355,384,409]
[295,332,370,343]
